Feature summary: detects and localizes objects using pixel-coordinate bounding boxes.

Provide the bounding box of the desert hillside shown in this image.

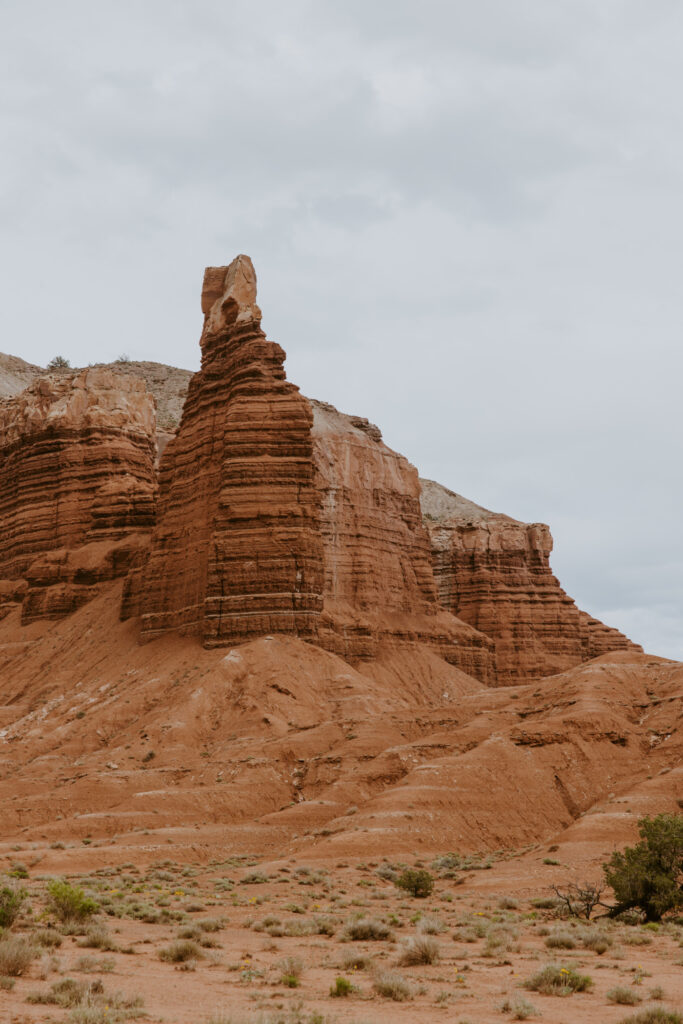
[0,257,680,1024]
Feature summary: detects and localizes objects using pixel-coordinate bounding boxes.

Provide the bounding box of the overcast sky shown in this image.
[1,0,681,659]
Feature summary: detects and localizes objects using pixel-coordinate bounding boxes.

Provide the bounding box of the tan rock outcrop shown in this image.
[421,478,640,683]
[133,255,325,644]
[0,368,156,621]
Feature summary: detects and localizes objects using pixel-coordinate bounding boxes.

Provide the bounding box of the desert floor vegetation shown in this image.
[0,846,681,1023]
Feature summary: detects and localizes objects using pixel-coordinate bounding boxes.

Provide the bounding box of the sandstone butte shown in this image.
[0,255,679,875]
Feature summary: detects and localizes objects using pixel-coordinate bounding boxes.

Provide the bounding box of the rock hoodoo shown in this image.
[133,255,326,645]
[0,368,156,622]
[421,478,640,683]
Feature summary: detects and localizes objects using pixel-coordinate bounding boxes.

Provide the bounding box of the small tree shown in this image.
[47,355,71,371]
[603,813,683,921]
[394,868,434,898]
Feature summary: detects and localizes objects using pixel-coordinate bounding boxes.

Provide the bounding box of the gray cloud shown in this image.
[0,0,681,657]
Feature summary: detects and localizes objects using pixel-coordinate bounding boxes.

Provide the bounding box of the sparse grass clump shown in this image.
[417,915,445,934]
[397,934,440,965]
[373,969,412,1001]
[524,964,593,996]
[341,917,393,941]
[499,996,538,1020]
[0,934,37,976]
[608,987,642,1005]
[158,939,203,963]
[615,1011,683,1024]
[545,929,576,949]
[47,880,99,922]
[340,950,374,971]
[77,924,117,950]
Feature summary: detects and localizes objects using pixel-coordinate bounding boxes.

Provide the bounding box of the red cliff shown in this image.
[0,368,156,622]
[421,478,640,683]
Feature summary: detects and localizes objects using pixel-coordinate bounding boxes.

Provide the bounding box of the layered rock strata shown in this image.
[310,401,494,677]
[0,368,156,622]
[421,478,640,683]
[133,255,325,645]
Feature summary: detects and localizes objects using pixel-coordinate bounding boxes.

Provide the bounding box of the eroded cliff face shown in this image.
[310,401,495,678]
[132,255,325,645]
[421,478,640,683]
[0,368,156,622]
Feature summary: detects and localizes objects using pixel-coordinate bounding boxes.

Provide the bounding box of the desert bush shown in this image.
[77,924,116,950]
[524,964,593,996]
[545,929,576,949]
[394,869,434,898]
[397,935,440,965]
[615,1011,683,1024]
[498,896,519,910]
[483,924,518,956]
[0,935,37,976]
[279,955,303,987]
[530,896,561,910]
[329,975,353,997]
[499,996,538,1020]
[36,928,63,949]
[341,917,393,941]
[158,939,203,963]
[340,949,373,971]
[417,915,445,934]
[580,927,613,954]
[373,969,412,1001]
[0,886,25,928]
[608,986,642,1005]
[623,931,653,946]
[604,813,683,921]
[27,977,93,1007]
[47,880,98,922]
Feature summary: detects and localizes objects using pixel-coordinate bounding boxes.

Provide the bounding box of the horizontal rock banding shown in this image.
[421,478,640,683]
[135,255,325,644]
[0,368,156,621]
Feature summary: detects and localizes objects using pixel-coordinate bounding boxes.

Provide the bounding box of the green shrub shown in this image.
[47,880,99,922]
[330,976,352,997]
[395,869,434,898]
[499,996,538,1020]
[0,887,26,928]
[604,813,683,921]
[524,964,593,996]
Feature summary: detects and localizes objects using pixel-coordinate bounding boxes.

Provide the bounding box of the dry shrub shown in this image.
[608,987,642,1005]
[545,929,576,949]
[397,935,440,966]
[373,969,412,1001]
[341,917,393,942]
[158,939,203,963]
[0,935,37,976]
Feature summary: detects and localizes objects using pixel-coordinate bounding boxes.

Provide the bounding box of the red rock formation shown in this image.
[310,401,495,678]
[134,255,325,645]
[421,478,640,683]
[0,368,156,622]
